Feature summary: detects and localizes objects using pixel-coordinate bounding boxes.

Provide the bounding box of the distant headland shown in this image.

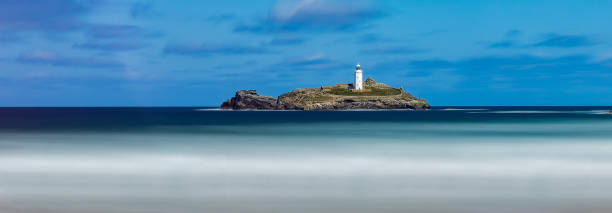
[220,64,430,110]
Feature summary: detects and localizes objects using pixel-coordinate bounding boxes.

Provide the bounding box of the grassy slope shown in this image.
[325,87,402,96]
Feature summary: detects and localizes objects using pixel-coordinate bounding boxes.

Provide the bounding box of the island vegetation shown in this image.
[221,77,429,110]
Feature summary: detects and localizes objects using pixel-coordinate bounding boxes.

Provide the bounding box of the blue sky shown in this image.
[1,0,612,106]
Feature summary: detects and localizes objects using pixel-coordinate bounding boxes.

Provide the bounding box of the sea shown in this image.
[1,106,612,213]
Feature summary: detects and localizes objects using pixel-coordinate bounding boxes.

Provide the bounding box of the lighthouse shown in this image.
[354,64,363,90]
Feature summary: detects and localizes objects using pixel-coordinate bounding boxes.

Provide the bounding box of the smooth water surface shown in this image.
[1,107,612,213]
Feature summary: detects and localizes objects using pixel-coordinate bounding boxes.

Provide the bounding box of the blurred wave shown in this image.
[2,107,612,213]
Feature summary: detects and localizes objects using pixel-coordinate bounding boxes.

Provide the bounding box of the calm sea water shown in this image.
[1,107,612,213]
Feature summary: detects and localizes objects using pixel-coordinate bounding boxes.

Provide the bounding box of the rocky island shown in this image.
[221,64,429,110]
[221,81,429,111]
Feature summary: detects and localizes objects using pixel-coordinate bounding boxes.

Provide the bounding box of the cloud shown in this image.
[206,14,235,23]
[359,33,381,43]
[85,24,160,39]
[234,0,385,33]
[485,30,521,49]
[357,33,396,44]
[267,36,305,46]
[130,1,156,19]
[505,29,521,37]
[16,50,124,68]
[362,45,426,55]
[0,0,95,32]
[418,29,448,37]
[73,41,146,51]
[76,24,158,53]
[488,40,517,48]
[163,42,269,56]
[405,55,596,73]
[368,54,612,104]
[281,53,345,70]
[533,34,599,48]
[0,32,21,43]
[487,32,598,49]
[374,55,601,80]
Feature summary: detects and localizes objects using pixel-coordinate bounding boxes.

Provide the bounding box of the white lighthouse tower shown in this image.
[354,64,363,90]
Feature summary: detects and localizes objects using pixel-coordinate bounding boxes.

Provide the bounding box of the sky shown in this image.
[1,0,612,106]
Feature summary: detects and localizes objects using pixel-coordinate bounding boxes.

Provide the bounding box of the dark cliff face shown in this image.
[220,90,278,110]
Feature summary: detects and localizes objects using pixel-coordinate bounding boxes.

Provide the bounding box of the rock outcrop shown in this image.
[220,90,278,110]
[220,80,430,110]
